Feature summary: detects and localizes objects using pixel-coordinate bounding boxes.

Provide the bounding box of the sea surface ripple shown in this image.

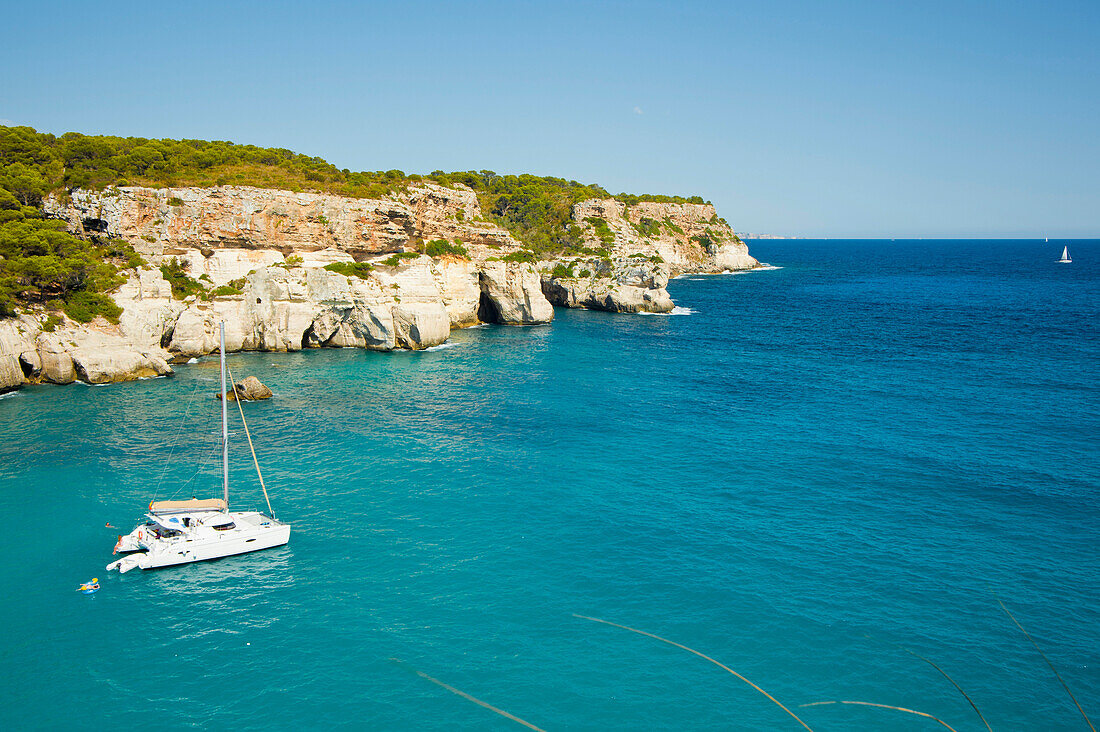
[0,239,1096,730]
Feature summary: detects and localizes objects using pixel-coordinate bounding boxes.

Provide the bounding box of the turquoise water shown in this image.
[1,240,1097,730]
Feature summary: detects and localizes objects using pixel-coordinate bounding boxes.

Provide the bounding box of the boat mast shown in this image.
[220,321,229,511]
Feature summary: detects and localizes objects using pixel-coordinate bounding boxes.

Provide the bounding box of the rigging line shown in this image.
[224,362,274,518]
[864,634,992,731]
[572,614,812,731]
[151,377,205,501]
[799,700,959,731]
[179,437,221,493]
[992,594,1095,732]
[391,659,546,732]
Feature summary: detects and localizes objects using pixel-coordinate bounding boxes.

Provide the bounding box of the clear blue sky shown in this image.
[3,0,1097,237]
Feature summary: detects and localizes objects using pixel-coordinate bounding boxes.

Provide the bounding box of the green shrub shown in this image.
[551,262,575,278]
[501,250,537,263]
[323,261,375,278]
[584,217,616,246]
[285,254,303,266]
[636,217,661,238]
[63,290,122,323]
[0,216,126,316]
[103,239,146,268]
[691,233,715,249]
[41,313,62,332]
[167,196,184,206]
[159,257,206,299]
[381,252,420,267]
[455,209,465,222]
[424,239,469,258]
[616,193,707,206]
[663,218,684,235]
[210,284,244,297]
[578,269,591,277]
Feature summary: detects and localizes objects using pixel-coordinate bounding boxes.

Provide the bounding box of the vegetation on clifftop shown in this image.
[0,186,139,320]
[0,124,712,316]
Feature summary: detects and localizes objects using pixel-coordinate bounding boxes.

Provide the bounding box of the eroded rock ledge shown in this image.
[1,184,757,391]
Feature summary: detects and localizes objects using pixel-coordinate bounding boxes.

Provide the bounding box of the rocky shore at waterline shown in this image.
[1,183,757,393]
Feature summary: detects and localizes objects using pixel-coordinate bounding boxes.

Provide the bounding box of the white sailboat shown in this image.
[107,322,290,573]
[1058,246,1072,264]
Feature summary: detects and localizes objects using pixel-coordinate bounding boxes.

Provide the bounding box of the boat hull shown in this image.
[108,516,290,572]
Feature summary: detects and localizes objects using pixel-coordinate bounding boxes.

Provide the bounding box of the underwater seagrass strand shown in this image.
[0,239,1097,731]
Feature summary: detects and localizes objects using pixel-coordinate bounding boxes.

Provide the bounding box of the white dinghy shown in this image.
[108,323,290,573]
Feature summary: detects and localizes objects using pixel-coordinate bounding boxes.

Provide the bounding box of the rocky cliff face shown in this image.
[45,183,520,260]
[541,257,674,313]
[535,198,757,314]
[0,312,173,391]
[570,198,757,273]
[3,183,757,390]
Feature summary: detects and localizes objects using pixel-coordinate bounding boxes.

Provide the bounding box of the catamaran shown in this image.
[107,322,290,572]
[1058,246,1072,263]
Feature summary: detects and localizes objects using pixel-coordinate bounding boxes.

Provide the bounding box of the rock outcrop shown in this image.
[44,183,521,261]
[534,197,756,313]
[541,258,674,313]
[163,257,492,357]
[477,262,555,324]
[2,182,759,388]
[0,318,29,394]
[0,313,173,390]
[217,376,273,402]
[570,198,757,273]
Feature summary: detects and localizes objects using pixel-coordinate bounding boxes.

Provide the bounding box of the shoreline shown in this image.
[2,183,759,394]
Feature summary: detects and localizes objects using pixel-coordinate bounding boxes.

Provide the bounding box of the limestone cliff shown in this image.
[44,183,519,260]
[536,197,757,314]
[2,182,757,390]
[570,198,756,273]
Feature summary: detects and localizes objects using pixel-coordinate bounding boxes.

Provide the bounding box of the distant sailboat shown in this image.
[1058,246,1072,264]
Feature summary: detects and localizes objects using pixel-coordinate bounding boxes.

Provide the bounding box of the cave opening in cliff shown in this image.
[477,292,502,324]
[82,217,109,234]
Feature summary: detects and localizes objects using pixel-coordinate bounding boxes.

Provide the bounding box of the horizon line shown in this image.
[740,236,1099,241]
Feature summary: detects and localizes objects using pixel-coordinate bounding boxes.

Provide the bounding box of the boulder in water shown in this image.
[215,375,273,401]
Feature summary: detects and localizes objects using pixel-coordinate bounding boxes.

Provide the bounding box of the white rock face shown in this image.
[70,348,172,384]
[572,198,758,274]
[162,258,468,355]
[429,258,481,327]
[0,315,174,387]
[477,262,555,325]
[0,316,38,392]
[14,183,758,387]
[112,267,181,349]
[44,183,522,259]
[393,302,450,349]
[541,258,674,313]
[179,248,286,286]
[37,335,78,384]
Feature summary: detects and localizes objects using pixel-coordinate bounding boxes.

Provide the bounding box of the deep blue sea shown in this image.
[1,240,1097,731]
